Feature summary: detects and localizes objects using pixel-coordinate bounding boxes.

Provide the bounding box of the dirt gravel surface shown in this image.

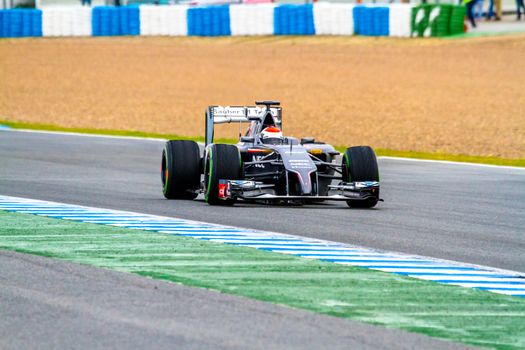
[1,35,524,158]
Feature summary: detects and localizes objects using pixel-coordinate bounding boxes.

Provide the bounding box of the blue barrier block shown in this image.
[99,9,110,36]
[202,8,211,36]
[0,11,5,37]
[282,5,293,35]
[187,7,199,36]
[188,5,230,37]
[363,7,373,36]
[353,6,364,35]
[297,6,305,34]
[274,5,284,35]
[353,6,389,37]
[375,7,389,36]
[211,7,219,36]
[212,6,220,36]
[219,5,230,36]
[104,7,112,35]
[101,7,112,36]
[120,6,129,34]
[130,7,140,35]
[0,9,42,38]
[93,6,137,37]
[196,8,203,36]
[109,7,120,36]
[92,7,102,36]
[195,8,203,36]
[211,7,218,36]
[285,5,294,35]
[274,4,314,35]
[31,10,42,37]
[187,7,196,35]
[126,7,140,35]
[4,10,12,38]
[305,4,314,35]
[283,5,290,34]
[9,10,23,38]
[193,7,203,36]
[5,11,12,37]
[2,10,10,37]
[22,10,32,37]
[273,5,283,35]
[298,5,307,34]
[221,5,230,35]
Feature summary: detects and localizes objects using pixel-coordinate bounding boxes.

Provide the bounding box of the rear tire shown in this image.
[342,146,379,208]
[161,140,200,200]
[205,144,243,206]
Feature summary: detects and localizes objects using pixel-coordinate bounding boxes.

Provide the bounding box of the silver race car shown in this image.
[161,101,381,207]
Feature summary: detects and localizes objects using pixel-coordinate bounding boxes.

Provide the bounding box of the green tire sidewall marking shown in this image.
[376,155,380,181]
[163,146,169,194]
[205,146,213,202]
[343,152,351,182]
[238,148,243,177]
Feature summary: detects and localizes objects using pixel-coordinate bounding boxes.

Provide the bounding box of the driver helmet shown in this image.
[261,126,283,144]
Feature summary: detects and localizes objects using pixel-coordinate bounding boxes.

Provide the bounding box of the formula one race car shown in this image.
[161,101,381,208]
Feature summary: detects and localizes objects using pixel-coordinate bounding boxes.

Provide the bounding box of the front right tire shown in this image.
[204,144,243,206]
[161,140,200,200]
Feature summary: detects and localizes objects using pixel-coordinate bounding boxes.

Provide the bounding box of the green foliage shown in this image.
[14,0,35,9]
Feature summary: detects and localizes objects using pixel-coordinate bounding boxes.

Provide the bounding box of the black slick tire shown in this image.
[342,146,379,208]
[204,144,243,206]
[161,140,200,200]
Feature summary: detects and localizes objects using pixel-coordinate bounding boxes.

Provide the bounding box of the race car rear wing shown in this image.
[205,105,282,146]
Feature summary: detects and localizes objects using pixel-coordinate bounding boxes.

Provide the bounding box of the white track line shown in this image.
[377,156,525,171]
[0,127,166,142]
[2,126,522,170]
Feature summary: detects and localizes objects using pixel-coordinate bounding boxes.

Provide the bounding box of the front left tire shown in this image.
[204,144,243,206]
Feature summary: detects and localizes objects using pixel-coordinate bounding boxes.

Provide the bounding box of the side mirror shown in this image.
[240,136,255,143]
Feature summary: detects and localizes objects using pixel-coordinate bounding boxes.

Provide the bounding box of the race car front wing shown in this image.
[218,180,381,202]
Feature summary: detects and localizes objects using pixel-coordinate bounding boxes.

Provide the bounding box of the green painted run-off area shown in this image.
[1,211,524,349]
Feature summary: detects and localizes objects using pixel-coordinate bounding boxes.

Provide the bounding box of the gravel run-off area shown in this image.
[1,35,524,158]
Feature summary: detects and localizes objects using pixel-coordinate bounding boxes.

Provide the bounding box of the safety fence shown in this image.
[0,3,466,38]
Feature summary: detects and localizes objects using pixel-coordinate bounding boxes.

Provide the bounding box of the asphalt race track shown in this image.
[1,130,524,271]
[1,129,524,349]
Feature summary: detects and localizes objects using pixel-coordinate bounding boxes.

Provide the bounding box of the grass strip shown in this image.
[446,30,525,40]
[367,148,525,167]
[1,211,525,349]
[0,120,236,144]
[1,120,524,167]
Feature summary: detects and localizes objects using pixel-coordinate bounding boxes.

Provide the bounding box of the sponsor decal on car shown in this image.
[218,184,226,198]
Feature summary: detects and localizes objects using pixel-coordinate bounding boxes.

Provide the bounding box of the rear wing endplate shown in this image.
[205,105,282,146]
